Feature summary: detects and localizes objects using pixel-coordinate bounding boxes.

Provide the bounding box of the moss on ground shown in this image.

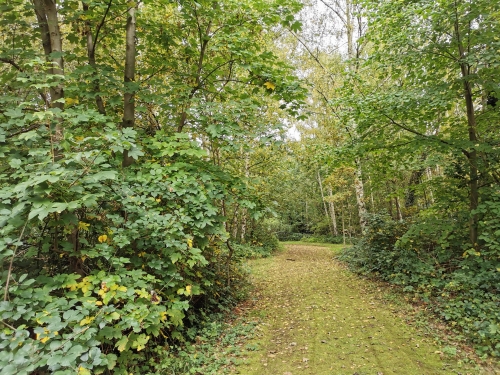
[232,244,491,375]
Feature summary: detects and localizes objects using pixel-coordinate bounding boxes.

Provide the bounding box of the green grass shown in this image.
[233,243,488,375]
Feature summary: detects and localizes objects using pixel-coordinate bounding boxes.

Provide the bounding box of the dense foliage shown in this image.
[340,213,500,357]
[2,0,500,371]
[0,0,303,373]
[265,0,500,358]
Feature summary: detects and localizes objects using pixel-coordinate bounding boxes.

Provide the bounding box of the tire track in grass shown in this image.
[233,244,486,375]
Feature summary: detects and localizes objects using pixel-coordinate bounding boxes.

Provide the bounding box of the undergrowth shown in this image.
[339,213,500,359]
[150,311,259,374]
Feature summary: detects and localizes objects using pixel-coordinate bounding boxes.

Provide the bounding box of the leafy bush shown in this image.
[0,124,249,374]
[152,313,258,374]
[300,234,344,244]
[309,218,332,236]
[247,222,280,254]
[276,232,303,241]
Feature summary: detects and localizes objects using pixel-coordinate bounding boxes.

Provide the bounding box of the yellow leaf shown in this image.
[96,301,103,306]
[81,282,91,294]
[264,81,275,90]
[80,316,95,326]
[135,288,150,299]
[65,97,79,106]
[160,311,167,322]
[98,234,108,243]
[117,286,127,292]
[187,239,193,248]
[40,336,50,344]
[186,285,192,295]
[78,367,91,375]
[78,222,90,231]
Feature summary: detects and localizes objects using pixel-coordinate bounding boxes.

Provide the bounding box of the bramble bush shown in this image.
[339,212,500,357]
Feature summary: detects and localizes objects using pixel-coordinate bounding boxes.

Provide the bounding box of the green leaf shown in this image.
[115,335,129,352]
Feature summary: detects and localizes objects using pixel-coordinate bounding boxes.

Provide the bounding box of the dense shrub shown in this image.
[276,232,303,241]
[339,213,500,357]
[277,232,344,244]
[0,129,252,374]
[248,223,280,254]
[300,234,344,244]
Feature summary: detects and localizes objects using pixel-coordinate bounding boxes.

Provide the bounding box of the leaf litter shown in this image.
[231,244,493,375]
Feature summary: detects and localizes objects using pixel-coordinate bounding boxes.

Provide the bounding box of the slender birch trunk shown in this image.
[341,205,346,245]
[317,170,334,235]
[395,196,403,222]
[426,167,435,205]
[354,159,367,232]
[327,187,338,236]
[240,151,249,243]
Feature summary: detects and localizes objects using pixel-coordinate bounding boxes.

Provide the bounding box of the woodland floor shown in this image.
[230,243,498,375]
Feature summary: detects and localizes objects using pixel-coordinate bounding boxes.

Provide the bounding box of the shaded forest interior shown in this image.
[0,0,499,373]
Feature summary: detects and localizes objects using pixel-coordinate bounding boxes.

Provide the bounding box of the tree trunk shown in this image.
[83,2,106,115]
[395,196,403,222]
[305,200,308,228]
[454,17,479,247]
[122,5,136,167]
[341,205,346,245]
[327,187,338,236]
[33,0,64,145]
[354,159,367,232]
[386,181,394,218]
[317,170,334,235]
[346,0,353,59]
[347,201,352,242]
[426,167,435,205]
[240,151,249,243]
[368,174,375,211]
[43,0,64,109]
[405,169,425,208]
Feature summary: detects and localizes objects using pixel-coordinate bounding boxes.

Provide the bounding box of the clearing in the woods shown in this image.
[232,243,495,375]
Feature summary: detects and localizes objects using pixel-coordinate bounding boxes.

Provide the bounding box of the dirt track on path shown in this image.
[234,243,485,375]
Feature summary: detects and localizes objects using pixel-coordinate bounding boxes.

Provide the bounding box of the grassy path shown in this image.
[233,243,485,375]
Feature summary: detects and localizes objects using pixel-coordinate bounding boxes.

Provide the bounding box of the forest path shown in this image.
[233,243,481,375]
